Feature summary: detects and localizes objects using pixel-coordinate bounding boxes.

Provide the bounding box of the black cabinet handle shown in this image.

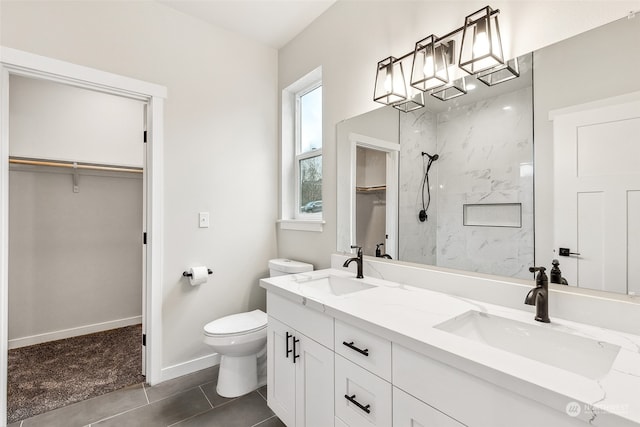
[285,332,292,358]
[344,394,371,414]
[342,341,369,356]
[293,337,300,363]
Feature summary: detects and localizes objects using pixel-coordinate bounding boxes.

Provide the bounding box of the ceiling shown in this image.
[158,0,337,49]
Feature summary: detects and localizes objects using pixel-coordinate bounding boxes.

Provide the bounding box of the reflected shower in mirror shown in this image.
[339,53,533,279]
[399,53,533,279]
[338,15,640,296]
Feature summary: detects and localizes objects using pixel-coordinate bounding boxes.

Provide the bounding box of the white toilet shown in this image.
[203,258,313,398]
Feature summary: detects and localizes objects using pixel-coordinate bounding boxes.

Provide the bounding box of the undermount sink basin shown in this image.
[435,310,620,380]
[298,275,376,297]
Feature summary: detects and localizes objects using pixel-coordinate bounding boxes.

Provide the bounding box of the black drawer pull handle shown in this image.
[343,341,369,356]
[285,332,293,358]
[344,394,371,414]
[293,337,300,363]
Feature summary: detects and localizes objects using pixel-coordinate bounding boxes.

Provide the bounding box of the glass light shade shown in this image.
[374,56,407,105]
[459,6,504,74]
[410,35,449,91]
[393,91,425,113]
[431,77,467,101]
[477,57,520,86]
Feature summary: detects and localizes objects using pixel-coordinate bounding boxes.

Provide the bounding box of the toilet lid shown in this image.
[204,309,267,336]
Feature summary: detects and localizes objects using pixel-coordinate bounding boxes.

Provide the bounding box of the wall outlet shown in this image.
[199,212,210,228]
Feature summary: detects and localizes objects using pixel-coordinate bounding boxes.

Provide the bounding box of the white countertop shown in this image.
[260,268,640,427]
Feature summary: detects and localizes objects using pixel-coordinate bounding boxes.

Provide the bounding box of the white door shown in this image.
[552,94,640,294]
[267,317,296,426]
[295,332,334,427]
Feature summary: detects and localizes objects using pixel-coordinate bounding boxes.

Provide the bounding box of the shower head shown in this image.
[422,152,439,161]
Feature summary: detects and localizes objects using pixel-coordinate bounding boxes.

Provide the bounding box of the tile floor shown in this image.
[8,366,284,427]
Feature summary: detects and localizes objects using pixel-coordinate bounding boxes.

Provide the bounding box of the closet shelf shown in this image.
[9,157,143,174]
[356,185,386,193]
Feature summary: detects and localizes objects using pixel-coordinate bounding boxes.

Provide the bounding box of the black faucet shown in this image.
[375,243,392,259]
[549,259,568,285]
[343,245,364,278]
[525,267,550,323]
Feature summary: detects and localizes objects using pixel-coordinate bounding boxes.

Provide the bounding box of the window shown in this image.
[280,67,324,231]
[296,84,322,218]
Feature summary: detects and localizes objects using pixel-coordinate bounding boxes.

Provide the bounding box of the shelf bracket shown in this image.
[72,162,79,193]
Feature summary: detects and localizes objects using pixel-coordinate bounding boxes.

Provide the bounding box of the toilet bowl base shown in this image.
[216,354,258,398]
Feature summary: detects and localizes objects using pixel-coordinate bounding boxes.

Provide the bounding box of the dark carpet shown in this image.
[7,324,145,423]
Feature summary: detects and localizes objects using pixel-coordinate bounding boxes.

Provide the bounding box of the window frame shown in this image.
[294,81,323,220]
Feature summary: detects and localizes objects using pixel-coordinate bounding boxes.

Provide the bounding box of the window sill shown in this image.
[278,219,325,232]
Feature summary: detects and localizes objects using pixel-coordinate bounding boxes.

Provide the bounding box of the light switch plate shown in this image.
[199,212,210,228]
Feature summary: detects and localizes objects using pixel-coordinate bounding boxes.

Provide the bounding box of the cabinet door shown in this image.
[393,387,465,427]
[295,332,335,427]
[267,316,296,427]
[335,354,392,427]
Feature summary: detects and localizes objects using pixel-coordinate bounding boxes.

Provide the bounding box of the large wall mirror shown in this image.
[337,15,640,296]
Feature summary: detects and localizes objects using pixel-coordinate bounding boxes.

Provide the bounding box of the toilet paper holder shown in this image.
[182,269,213,277]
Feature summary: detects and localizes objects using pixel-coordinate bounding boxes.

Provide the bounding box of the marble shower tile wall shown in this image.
[436,86,534,279]
[399,108,438,264]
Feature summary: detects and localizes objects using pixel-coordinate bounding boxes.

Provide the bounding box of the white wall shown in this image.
[9,169,143,347]
[278,0,639,269]
[1,0,278,375]
[9,75,144,167]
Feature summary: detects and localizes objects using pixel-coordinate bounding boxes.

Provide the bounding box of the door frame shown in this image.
[0,46,167,422]
[348,132,400,259]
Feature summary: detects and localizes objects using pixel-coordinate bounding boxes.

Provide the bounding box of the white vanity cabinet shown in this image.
[393,345,589,427]
[266,292,334,427]
[334,320,393,427]
[265,286,598,427]
[393,387,465,427]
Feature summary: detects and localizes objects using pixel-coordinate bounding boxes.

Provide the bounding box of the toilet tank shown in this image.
[268,258,313,277]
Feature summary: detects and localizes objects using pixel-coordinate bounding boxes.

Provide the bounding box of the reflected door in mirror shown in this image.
[552,94,640,295]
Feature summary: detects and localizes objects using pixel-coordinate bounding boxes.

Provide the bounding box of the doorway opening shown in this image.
[349,133,399,259]
[1,47,166,424]
[6,74,146,422]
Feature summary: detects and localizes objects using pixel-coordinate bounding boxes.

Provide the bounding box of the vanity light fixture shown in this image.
[373,5,511,108]
[458,6,504,74]
[410,36,454,91]
[431,77,467,101]
[373,56,407,105]
[477,57,520,86]
[393,91,425,112]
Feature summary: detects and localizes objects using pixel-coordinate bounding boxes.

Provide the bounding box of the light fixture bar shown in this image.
[373,5,511,109]
[390,8,501,64]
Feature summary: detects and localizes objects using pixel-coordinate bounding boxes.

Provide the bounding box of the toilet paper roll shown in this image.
[189,266,209,286]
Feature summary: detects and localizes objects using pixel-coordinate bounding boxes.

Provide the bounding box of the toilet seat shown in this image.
[204,309,267,337]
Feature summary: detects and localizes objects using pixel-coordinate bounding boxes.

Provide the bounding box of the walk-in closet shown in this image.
[355,146,387,257]
[7,75,146,423]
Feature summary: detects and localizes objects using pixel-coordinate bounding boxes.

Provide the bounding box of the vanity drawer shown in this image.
[393,344,588,427]
[335,354,392,427]
[335,319,391,381]
[267,291,333,349]
[393,387,464,427]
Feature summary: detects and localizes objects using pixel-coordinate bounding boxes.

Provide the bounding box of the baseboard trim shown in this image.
[8,316,143,349]
[160,353,221,383]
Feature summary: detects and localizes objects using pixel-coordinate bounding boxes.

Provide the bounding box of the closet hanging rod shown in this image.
[8,157,143,174]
